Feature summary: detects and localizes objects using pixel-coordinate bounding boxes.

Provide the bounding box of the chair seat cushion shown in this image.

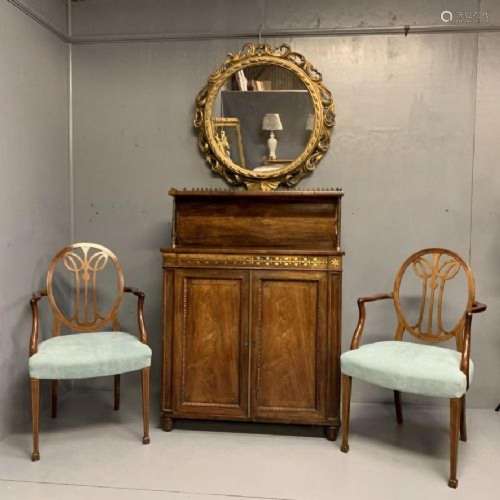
[341,341,472,398]
[29,332,152,380]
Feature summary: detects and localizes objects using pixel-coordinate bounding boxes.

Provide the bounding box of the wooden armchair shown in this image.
[339,248,486,488]
[29,243,151,461]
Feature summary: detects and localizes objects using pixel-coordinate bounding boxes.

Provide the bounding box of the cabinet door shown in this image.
[251,270,328,422]
[173,269,249,418]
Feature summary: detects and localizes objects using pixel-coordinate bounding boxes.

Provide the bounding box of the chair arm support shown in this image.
[350,293,393,350]
[30,290,47,356]
[461,300,487,389]
[124,286,148,344]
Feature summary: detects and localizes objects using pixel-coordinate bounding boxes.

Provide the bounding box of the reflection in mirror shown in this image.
[212,64,314,171]
[214,118,246,167]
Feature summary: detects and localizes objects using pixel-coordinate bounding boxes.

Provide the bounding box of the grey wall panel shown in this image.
[72,0,265,37]
[0,1,69,440]
[72,31,484,405]
[264,0,480,31]
[470,33,500,410]
[71,0,480,37]
[16,0,68,35]
[482,0,500,25]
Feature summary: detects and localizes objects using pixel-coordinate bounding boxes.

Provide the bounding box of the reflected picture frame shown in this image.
[213,117,246,168]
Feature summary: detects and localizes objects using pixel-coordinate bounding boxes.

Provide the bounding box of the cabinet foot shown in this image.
[161,414,174,432]
[325,425,339,441]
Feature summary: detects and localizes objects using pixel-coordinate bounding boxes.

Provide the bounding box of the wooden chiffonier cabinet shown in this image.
[161,188,343,439]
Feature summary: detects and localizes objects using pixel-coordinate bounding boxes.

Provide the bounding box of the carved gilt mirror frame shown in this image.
[194,43,335,190]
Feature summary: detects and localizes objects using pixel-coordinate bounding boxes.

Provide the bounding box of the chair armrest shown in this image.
[124,286,148,344]
[461,300,487,389]
[30,290,47,356]
[350,293,393,350]
[470,301,487,314]
[124,286,145,298]
[358,293,393,304]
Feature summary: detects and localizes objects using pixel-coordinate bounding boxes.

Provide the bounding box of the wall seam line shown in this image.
[68,0,75,243]
[468,32,479,265]
[69,24,500,45]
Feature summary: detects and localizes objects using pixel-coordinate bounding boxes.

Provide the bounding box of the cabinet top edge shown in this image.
[160,247,345,256]
[168,188,344,198]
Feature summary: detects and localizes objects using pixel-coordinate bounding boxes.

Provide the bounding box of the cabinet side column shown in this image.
[325,271,342,440]
[161,263,175,431]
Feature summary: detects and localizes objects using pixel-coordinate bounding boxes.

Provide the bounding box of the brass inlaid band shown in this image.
[163,253,341,271]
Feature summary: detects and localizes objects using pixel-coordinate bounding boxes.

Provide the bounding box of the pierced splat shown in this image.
[393,249,475,343]
[47,243,125,332]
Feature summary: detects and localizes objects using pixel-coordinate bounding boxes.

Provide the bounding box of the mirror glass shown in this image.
[211,64,315,172]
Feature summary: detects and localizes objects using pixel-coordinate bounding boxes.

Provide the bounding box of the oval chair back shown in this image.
[46,242,125,335]
[393,248,475,349]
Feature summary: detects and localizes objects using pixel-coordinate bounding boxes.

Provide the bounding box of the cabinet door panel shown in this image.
[173,269,249,418]
[251,271,327,422]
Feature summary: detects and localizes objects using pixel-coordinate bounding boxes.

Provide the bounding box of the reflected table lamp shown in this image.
[262,113,283,160]
[306,113,315,131]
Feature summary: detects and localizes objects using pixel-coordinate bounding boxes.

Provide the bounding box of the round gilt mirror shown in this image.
[194,43,335,190]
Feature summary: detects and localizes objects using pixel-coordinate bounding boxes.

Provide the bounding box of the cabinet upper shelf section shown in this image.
[168,189,343,252]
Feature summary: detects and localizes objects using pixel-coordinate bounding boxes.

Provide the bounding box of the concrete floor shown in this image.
[0,390,499,500]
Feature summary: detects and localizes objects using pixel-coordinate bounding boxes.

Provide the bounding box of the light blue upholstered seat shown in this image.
[341,341,473,398]
[29,332,152,380]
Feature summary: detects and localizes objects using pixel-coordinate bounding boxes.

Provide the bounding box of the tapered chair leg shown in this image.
[31,378,40,461]
[449,398,461,488]
[340,374,352,453]
[51,380,58,418]
[141,367,150,444]
[114,375,120,411]
[394,390,403,424]
[460,395,467,442]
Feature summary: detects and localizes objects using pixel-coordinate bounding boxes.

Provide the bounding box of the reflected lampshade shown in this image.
[262,113,283,131]
[305,113,315,131]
